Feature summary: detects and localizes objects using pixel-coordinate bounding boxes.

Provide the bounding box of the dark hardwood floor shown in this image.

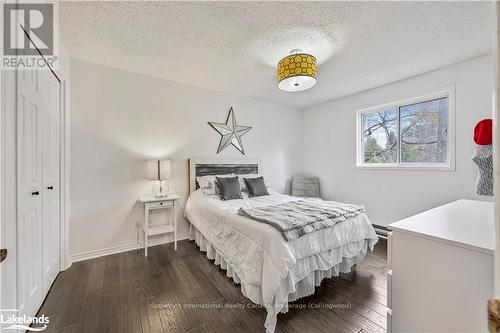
[38,239,387,333]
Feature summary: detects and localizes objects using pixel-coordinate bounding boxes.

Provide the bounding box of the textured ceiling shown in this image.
[60,1,492,109]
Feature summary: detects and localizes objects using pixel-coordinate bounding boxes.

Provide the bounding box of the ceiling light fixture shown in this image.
[277,49,317,92]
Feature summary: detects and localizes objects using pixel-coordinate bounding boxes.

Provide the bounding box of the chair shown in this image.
[291,175,320,198]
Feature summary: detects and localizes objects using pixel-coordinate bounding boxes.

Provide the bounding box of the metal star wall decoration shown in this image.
[209,107,252,155]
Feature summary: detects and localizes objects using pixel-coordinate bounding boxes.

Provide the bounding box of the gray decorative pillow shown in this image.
[244,176,269,197]
[215,176,243,200]
[236,174,271,191]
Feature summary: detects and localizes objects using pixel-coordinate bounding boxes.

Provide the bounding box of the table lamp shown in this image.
[147,159,171,198]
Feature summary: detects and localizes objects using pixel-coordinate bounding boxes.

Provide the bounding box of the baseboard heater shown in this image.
[373,224,389,238]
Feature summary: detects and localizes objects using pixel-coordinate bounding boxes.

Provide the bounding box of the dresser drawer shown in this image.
[146,200,173,210]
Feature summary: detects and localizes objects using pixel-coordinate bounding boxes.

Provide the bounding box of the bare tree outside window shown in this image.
[400,98,448,163]
[363,109,397,163]
[360,96,449,166]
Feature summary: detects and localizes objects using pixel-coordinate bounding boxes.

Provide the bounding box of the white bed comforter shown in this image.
[184,189,378,332]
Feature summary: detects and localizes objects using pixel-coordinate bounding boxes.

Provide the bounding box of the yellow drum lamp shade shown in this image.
[277,53,317,92]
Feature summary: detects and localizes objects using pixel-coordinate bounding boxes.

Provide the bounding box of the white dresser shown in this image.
[387,199,494,332]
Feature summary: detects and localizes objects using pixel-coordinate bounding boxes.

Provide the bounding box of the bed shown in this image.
[184,158,378,332]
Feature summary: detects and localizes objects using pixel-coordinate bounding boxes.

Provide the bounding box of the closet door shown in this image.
[17,68,44,317]
[41,71,60,296]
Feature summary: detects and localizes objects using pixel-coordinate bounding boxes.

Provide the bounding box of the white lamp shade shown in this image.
[147,160,171,180]
[278,75,317,92]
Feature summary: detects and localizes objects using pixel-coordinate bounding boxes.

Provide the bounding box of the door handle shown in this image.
[47,186,54,190]
[0,249,6,263]
[32,191,40,196]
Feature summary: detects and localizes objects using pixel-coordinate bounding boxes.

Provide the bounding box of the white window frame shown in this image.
[356,87,456,171]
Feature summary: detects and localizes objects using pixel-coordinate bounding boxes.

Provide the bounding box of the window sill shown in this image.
[355,163,455,171]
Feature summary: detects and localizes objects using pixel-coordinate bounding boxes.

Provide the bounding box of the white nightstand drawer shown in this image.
[146,200,173,210]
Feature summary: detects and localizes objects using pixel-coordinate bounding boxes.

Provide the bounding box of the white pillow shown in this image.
[196,174,234,195]
[236,174,271,191]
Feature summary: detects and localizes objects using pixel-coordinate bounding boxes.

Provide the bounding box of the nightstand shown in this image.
[139,194,180,257]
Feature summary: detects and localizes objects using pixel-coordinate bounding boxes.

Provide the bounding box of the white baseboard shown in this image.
[70,232,188,263]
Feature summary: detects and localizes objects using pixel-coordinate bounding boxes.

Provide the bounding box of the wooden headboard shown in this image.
[188,158,260,194]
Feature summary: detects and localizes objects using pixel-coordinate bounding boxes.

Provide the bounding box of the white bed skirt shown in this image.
[188,223,376,332]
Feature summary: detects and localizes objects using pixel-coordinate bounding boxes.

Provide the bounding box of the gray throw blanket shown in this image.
[238,200,365,241]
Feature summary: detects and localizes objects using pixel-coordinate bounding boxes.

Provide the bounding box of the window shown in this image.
[357,90,454,170]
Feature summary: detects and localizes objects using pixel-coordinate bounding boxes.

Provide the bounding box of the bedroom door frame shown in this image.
[0,68,19,330]
[494,1,500,297]
[58,79,70,272]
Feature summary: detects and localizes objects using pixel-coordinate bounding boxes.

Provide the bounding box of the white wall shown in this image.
[302,55,493,227]
[69,59,302,258]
